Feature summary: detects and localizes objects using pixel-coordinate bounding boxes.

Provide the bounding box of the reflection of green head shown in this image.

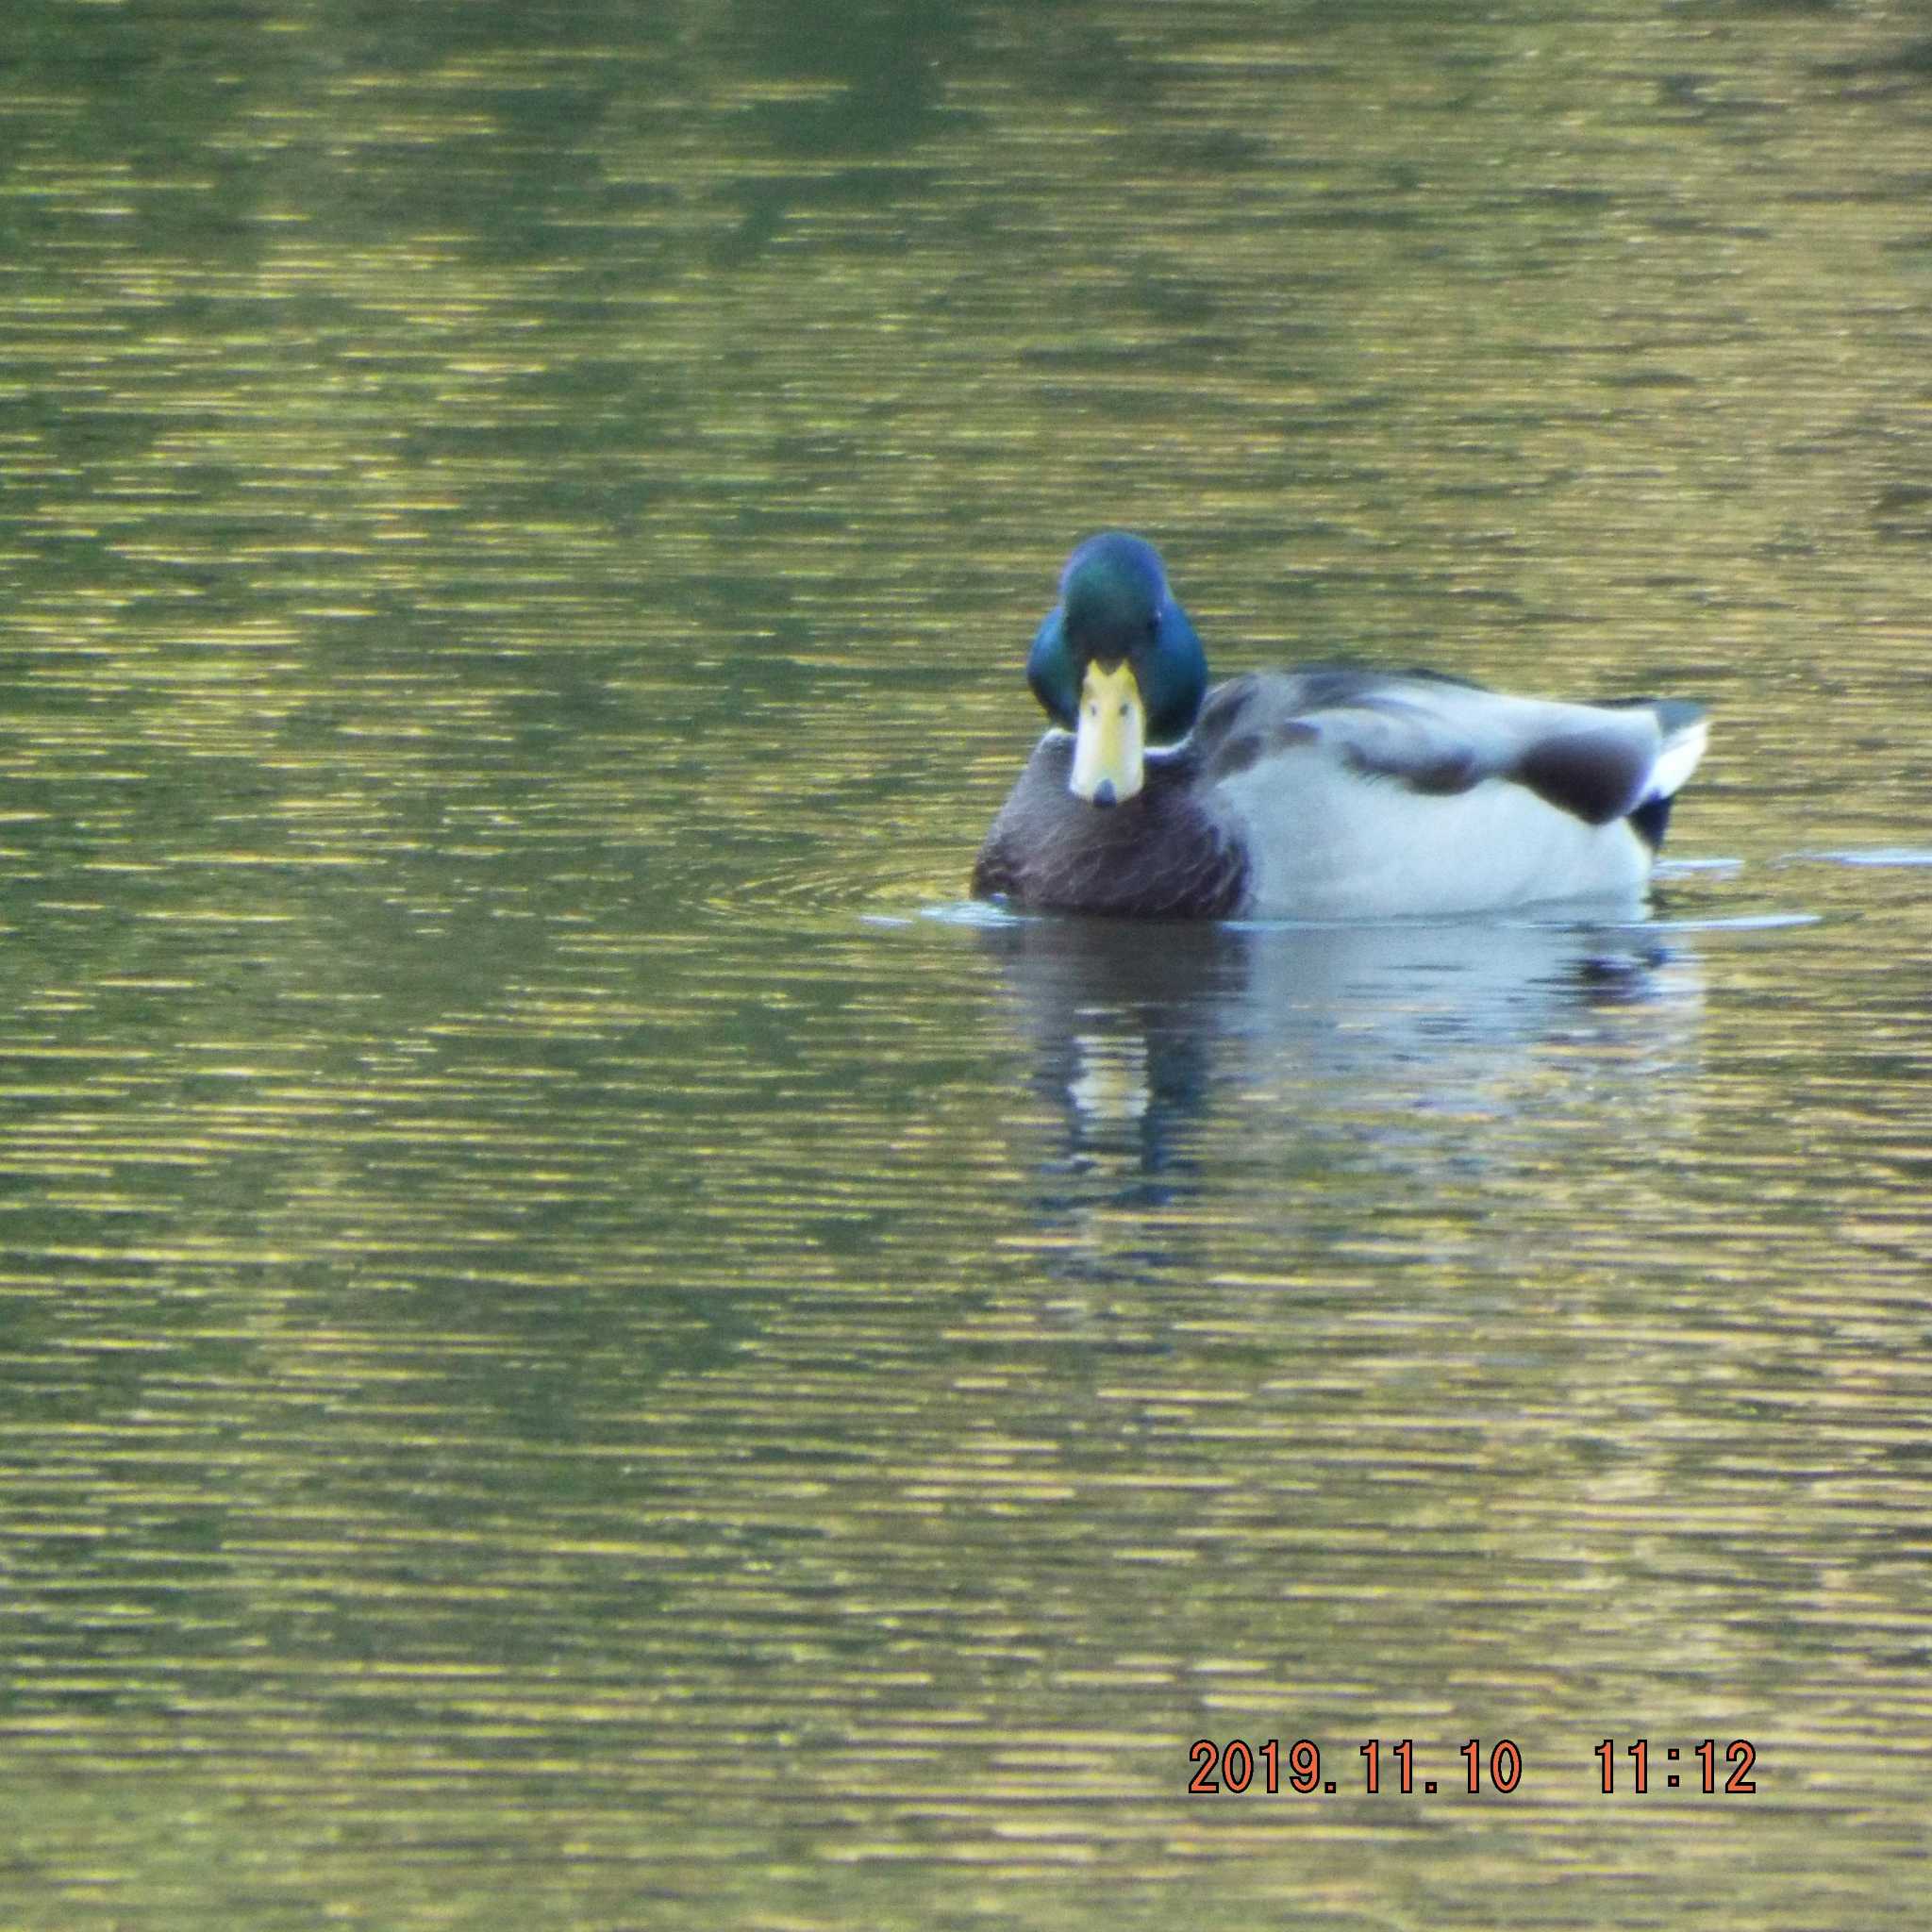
[1026,533,1208,746]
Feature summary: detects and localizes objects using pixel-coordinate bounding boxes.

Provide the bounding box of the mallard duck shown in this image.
[973,532,1709,920]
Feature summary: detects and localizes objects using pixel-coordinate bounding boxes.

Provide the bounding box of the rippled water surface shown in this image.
[4,2,1931,1927]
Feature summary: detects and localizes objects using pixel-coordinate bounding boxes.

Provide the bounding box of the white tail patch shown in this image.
[1646,715,1709,802]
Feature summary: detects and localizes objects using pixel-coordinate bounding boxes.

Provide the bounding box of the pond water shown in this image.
[3,2,1930,1927]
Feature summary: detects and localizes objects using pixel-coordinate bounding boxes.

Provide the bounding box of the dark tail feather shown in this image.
[1627,792,1674,852]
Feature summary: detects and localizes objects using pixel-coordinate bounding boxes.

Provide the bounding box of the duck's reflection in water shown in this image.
[977,909,1706,1231]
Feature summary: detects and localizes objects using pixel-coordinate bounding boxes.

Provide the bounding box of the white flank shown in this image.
[1220,752,1653,919]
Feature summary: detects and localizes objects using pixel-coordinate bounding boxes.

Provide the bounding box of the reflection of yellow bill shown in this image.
[1069,659,1146,805]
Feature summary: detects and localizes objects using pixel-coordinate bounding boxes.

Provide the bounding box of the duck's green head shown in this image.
[1024,533,1208,807]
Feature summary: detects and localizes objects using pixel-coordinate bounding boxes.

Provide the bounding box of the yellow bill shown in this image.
[1069,659,1146,806]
